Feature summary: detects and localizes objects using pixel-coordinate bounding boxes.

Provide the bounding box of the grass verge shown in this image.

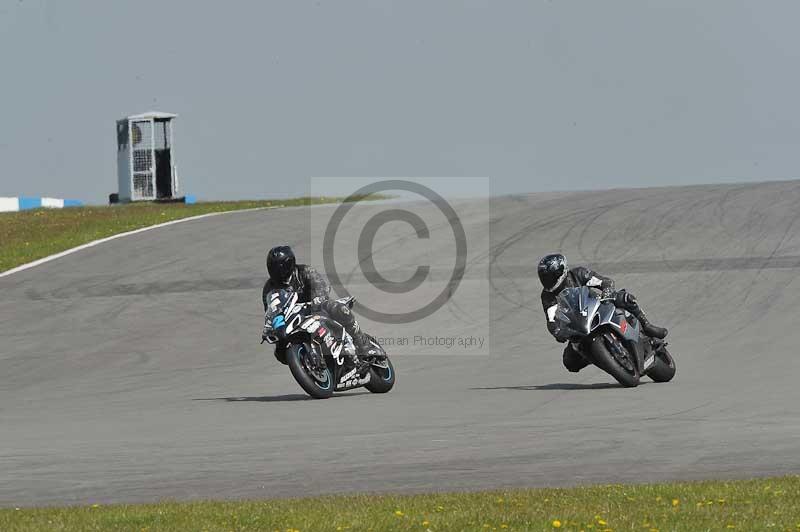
[0,196,379,273]
[1,476,798,531]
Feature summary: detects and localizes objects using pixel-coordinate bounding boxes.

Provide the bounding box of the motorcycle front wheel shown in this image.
[287,342,334,399]
[590,334,640,388]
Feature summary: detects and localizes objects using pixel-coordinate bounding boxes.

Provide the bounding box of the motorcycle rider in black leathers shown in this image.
[261,245,376,366]
[538,253,668,373]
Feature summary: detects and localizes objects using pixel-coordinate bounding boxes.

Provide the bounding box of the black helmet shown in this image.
[538,253,568,292]
[267,245,296,284]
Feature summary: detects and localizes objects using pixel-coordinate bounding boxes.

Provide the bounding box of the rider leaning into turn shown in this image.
[537,253,668,373]
[261,245,376,365]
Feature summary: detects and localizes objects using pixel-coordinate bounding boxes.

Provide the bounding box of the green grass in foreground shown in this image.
[1,476,799,532]
[0,196,379,273]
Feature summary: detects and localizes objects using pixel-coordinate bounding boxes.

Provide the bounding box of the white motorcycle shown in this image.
[262,289,395,399]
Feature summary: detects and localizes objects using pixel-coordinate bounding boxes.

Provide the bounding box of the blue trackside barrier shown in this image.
[18,197,42,210]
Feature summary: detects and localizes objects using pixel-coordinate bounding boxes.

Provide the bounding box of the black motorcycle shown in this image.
[262,289,395,399]
[552,286,676,387]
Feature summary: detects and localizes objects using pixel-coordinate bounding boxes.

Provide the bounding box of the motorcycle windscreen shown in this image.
[553,287,588,338]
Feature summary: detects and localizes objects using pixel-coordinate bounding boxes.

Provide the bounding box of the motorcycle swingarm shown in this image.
[367,358,389,369]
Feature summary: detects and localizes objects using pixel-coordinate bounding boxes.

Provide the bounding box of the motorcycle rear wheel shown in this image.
[365,357,396,394]
[647,347,676,382]
[590,335,640,388]
[287,343,334,399]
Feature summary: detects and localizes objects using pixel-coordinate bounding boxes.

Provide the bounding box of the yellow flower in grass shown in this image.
[394,510,404,517]
[726,525,735,529]
[552,520,562,528]
[597,519,607,526]
[672,498,680,507]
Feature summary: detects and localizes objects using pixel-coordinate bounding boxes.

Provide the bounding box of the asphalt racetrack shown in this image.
[2,181,800,506]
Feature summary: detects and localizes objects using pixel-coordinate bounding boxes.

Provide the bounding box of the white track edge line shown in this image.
[0,207,274,279]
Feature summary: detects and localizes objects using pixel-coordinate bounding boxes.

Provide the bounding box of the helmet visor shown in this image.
[268,260,293,282]
[539,267,567,291]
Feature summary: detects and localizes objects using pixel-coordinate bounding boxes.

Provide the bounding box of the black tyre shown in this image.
[647,347,676,382]
[287,343,334,399]
[590,335,640,388]
[365,357,395,394]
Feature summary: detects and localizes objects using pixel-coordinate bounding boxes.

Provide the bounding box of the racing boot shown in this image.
[352,328,376,358]
[347,320,382,360]
[631,308,668,339]
[616,290,668,339]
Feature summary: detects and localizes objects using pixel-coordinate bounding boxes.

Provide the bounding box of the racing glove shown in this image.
[614,289,636,307]
[552,326,570,343]
[261,314,272,343]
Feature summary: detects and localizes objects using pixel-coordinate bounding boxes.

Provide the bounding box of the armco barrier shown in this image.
[0,197,83,213]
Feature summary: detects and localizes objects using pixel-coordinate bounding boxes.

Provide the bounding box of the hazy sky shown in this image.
[1,1,798,203]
